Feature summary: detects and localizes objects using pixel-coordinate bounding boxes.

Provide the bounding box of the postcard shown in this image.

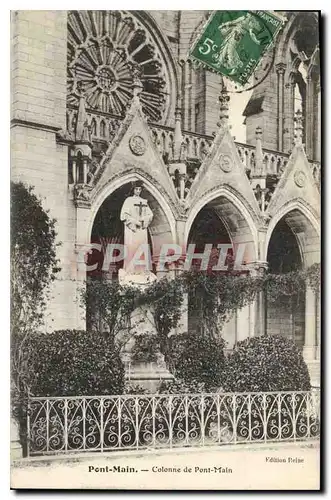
[10,9,321,491]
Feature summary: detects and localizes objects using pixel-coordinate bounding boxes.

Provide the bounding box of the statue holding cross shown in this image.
[120,180,154,276]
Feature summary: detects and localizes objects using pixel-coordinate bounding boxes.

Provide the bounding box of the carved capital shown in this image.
[275,62,286,75]
[74,183,93,208]
[247,261,269,276]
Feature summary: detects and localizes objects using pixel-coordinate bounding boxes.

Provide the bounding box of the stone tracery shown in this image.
[67,11,169,122]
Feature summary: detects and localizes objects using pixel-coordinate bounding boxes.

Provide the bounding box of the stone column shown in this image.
[276,63,286,151]
[305,75,313,157]
[316,289,320,361]
[174,219,188,335]
[174,260,188,336]
[284,80,296,153]
[249,261,268,337]
[74,196,94,330]
[119,282,174,393]
[83,158,88,184]
[236,304,251,342]
[72,158,77,184]
[11,418,22,460]
[303,284,317,361]
[249,300,257,338]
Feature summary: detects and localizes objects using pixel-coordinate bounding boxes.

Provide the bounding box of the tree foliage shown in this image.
[83,279,136,347]
[11,181,61,453]
[82,265,320,372]
[11,181,61,401]
[11,181,60,334]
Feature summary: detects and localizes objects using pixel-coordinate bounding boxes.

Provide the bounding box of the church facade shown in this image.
[11,11,321,384]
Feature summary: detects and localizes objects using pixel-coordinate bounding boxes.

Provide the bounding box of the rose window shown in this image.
[67,11,170,122]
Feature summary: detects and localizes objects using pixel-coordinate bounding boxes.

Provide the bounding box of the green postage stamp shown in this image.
[189,11,285,85]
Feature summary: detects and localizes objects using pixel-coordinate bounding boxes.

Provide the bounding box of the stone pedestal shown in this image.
[119,272,174,392]
[11,418,23,460]
[125,359,173,393]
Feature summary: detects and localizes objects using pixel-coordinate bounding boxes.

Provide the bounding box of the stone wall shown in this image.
[11,11,84,331]
[266,295,305,347]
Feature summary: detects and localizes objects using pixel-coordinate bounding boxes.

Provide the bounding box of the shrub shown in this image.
[166,332,226,391]
[124,383,150,395]
[158,378,206,394]
[28,329,125,397]
[223,335,311,393]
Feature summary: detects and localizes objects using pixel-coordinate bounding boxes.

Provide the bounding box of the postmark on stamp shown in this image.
[189,11,286,86]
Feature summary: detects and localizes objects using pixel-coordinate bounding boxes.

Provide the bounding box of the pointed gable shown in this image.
[187,125,261,219]
[266,144,320,219]
[92,99,179,209]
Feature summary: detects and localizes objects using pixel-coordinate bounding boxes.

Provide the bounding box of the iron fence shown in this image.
[27,390,320,456]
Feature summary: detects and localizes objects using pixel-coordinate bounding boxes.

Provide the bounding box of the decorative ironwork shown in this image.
[67,11,168,122]
[27,390,320,456]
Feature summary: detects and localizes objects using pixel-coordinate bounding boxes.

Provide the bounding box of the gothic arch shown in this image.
[88,172,177,247]
[265,200,320,268]
[184,186,259,262]
[275,13,320,155]
[275,12,319,66]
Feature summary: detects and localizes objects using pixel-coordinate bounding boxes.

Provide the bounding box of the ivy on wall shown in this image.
[81,264,320,361]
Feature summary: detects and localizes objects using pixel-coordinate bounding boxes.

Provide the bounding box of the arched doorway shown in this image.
[186,193,257,350]
[86,181,174,328]
[266,206,320,351]
[266,217,304,346]
[88,184,154,281]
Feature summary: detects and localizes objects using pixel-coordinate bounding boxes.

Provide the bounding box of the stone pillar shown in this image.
[305,76,313,158]
[284,80,296,153]
[11,418,23,460]
[316,289,320,361]
[276,63,286,151]
[236,304,251,342]
[74,199,93,330]
[174,259,188,336]
[83,159,88,184]
[303,285,317,361]
[249,261,268,337]
[118,284,174,393]
[72,158,77,184]
[249,300,257,338]
[315,82,321,161]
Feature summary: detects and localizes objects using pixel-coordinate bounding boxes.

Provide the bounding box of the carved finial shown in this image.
[82,119,91,143]
[129,62,143,101]
[294,109,304,145]
[254,126,265,177]
[75,93,88,142]
[173,103,183,160]
[256,126,262,141]
[217,79,230,128]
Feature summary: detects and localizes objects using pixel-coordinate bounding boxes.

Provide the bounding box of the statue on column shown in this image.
[119,180,156,286]
[117,181,171,391]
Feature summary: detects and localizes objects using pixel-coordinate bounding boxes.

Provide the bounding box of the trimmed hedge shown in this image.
[158,378,206,394]
[28,329,125,397]
[223,335,311,392]
[167,332,226,391]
